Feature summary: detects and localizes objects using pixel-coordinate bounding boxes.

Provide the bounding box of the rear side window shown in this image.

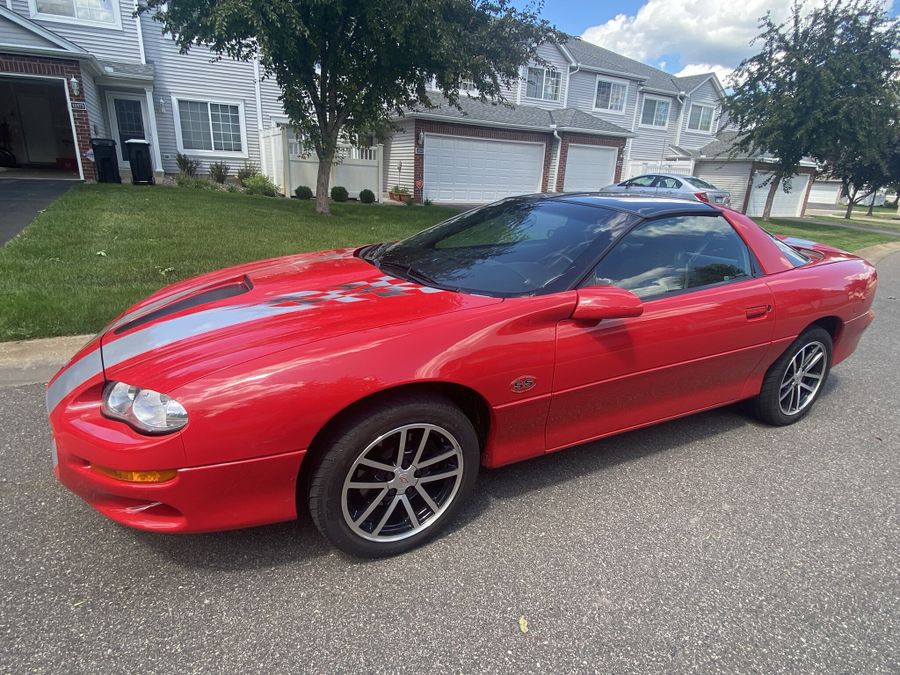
[766,232,810,267]
[685,176,718,190]
[582,215,753,300]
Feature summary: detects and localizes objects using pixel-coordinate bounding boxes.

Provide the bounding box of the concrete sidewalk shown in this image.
[3,241,900,389]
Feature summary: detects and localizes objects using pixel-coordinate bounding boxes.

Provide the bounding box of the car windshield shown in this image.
[366,198,638,296]
[684,176,718,190]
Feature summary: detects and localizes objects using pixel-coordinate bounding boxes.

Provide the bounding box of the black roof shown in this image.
[520,193,720,218]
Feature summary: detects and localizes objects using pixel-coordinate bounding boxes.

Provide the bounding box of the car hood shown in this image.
[96,248,500,392]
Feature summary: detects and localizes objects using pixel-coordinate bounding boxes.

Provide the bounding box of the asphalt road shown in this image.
[2,256,898,674]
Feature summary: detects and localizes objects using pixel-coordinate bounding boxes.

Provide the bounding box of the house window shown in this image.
[175,99,245,154]
[640,96,670,128]
[594,79,627,112]
[687,103,715,132]
[31,0,117,25]
[525,66,561,101]
[459,78,475,92]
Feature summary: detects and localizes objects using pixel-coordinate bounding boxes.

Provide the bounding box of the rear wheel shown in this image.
[307,395,479,557]
[754,327,832,426]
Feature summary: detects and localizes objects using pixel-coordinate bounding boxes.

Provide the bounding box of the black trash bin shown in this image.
[90,138,121,184]
[125,139,154,185]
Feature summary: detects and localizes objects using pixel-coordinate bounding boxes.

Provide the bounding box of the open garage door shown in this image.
[746,172,810,217]
[563,145,617,192]
[423,134,544,203]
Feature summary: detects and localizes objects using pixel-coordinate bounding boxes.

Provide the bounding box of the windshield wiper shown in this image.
[376,260,449,291]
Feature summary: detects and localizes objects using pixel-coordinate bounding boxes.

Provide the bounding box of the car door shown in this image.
[654,176,683,198]
[546,212,776,451]
[622,175,659,196]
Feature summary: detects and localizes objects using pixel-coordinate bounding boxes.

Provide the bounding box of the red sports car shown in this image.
[47,195,877,557]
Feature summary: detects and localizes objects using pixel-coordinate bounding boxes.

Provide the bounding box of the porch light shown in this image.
[68,76,80,97]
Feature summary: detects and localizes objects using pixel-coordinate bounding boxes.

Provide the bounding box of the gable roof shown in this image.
[562,38,725,98]
[0,5,88,56]
[407,92,632,137]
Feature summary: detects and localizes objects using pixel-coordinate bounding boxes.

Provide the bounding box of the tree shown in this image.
[141,0,561,214]
[724,0,899,221]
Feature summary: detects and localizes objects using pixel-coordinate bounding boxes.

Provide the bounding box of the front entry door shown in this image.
[108,94,147,164]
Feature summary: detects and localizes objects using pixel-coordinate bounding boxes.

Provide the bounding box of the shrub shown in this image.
[331,185,349,202]
[242,174,278,197]
[225,184,239,193]
[236,161,260,186]
[176,152,198,177]
[359,188,376,204]
[175,175,214,190]
[294,185,313,200]
[423,198,433,206]
[208,161,230,184]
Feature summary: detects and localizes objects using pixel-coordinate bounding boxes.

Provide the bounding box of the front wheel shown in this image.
[754,326,832,426]
[307,395,479,557]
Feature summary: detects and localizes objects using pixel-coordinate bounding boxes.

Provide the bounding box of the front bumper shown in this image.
[54,434,305,533]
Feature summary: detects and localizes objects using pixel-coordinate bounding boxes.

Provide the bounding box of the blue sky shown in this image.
[525,0,898,84]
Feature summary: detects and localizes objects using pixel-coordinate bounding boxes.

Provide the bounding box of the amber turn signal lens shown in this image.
[92,465,177,483]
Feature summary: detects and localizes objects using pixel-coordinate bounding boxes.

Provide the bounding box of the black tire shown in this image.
[754,326,832,426]
[307,394,480,558]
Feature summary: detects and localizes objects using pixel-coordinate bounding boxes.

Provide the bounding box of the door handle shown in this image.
[746,305,771,320]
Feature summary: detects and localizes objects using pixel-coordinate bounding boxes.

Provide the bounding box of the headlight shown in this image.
[102,381,188,434]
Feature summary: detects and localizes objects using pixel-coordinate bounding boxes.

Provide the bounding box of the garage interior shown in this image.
[0,76,79,180]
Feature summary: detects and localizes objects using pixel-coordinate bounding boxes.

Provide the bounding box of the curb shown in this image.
[3,242,900,388]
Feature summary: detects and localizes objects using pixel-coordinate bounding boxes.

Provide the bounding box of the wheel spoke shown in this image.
[354,488,388,525]
[411,428,430,467]
[399,495,420,529]
[803,349,824,370]
[803,370,824,381]
[419,468,460,483]
[416,484,440,513]
[359,458,395,473]
[372,496,400,535]
[395,428,408,467]
[347,481,388,490]
[416,449,457,469]
[799,382,817,393]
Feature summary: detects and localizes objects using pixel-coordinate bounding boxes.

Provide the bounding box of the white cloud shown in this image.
[675,63,735,87]
[581,0,895,69]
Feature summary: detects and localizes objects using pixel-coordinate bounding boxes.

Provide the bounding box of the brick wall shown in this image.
[0,53,95,181]
[413,119,554,202]
[554,132,627,192]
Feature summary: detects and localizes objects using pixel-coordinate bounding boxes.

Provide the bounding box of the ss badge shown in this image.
[510,375,536,393]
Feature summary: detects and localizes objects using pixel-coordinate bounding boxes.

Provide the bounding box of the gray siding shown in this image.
[10,0,142,63]
[382,122,414,193]
[628,91,676,160]
[0,13,59,47]
[694,160,752,212]
[141,21,261,174]
[678,79,719,151]
[518,43,569,110]
[566,70,638,130]
[81,71,107,137]
[258,75,286,128]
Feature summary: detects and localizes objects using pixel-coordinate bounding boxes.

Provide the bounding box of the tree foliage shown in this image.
[140,0,561,214]
[723,0,899,220]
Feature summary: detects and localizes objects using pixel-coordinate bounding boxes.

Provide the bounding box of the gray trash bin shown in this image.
[124,139,154,185]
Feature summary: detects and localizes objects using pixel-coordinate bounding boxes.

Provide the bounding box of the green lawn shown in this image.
[820,214,900,231]
[0,184,458,341]
[1,185,897,342]
[762,218,899,251]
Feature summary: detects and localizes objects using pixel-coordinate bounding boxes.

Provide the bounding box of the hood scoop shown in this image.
[113,275,253,335]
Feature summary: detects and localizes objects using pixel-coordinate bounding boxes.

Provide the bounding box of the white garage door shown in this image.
[807,181,841,206]
[563,145,618,192]
[747,172,810,217]
[423,134,544,203]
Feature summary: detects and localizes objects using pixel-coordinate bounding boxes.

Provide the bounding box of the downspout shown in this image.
[624,88,641,177]
[551,125,562,192]
[672,91,687,173]
[564,64,580,108]
[253,57,264,131]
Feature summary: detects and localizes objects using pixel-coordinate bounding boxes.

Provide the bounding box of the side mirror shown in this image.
[571,286,643,321]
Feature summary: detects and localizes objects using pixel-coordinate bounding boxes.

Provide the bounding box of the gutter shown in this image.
[551,124,562,191]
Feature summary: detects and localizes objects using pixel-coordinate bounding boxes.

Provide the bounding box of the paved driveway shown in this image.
[0,179,74,246]
[1,256,898,673]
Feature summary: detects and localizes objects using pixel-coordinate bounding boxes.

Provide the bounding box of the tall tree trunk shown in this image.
[762,175,781,221]
[866,194,875,216]
[844,186,857,219]
[315,151,334,215]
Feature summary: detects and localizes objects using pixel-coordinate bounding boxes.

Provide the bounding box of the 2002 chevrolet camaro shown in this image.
[47,194,877,557]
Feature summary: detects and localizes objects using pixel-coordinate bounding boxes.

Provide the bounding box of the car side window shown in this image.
[655,177,682,189]
[581,215,753,300]
[626,175,657,187]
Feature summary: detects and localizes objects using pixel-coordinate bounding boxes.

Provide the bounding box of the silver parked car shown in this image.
[600,173,731,206]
